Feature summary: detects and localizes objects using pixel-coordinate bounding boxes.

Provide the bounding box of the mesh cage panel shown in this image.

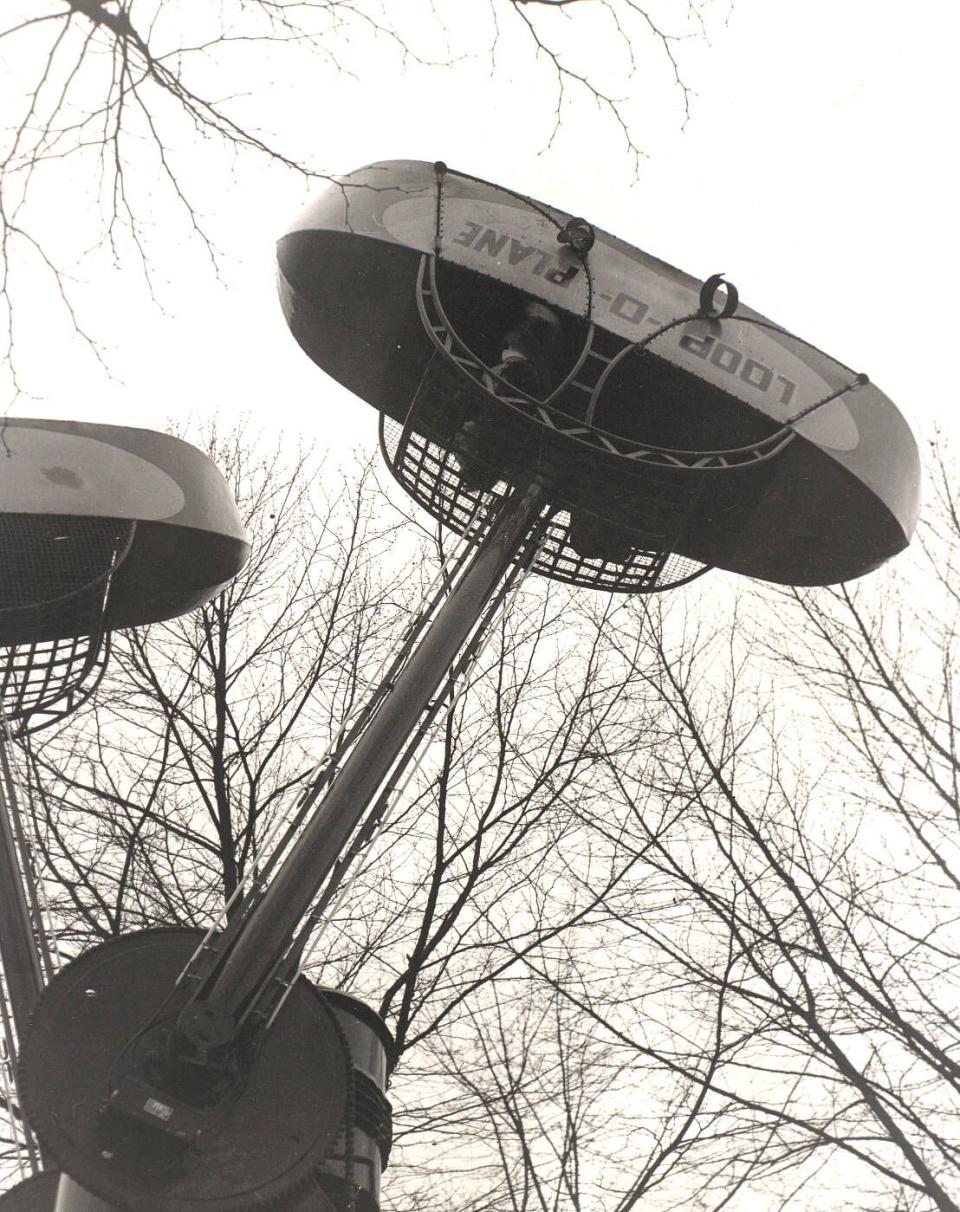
[1,632,113,735]
[380,394,708,594]
[0,515,135,732]
[0,515,133,616]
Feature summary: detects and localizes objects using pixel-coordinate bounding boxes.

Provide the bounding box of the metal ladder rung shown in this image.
[567,349,614,395]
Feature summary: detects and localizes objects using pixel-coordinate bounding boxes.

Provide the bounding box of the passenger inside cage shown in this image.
[452,301,563,491]
[493,301,563,397]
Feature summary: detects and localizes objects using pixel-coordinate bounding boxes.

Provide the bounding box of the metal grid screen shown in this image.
[380,400,708,594]
[0,515,135,732]
[0,515,133,616]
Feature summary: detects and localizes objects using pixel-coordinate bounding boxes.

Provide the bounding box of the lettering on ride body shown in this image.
[453,221,580,286]
[451,218,800,413]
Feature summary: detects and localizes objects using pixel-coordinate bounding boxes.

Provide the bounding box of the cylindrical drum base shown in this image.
[310,990,394,1211]
[19,930,349,1212]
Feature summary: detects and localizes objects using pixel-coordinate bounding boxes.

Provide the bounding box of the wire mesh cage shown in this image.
[379,355,710,594]
[0,515,135,734]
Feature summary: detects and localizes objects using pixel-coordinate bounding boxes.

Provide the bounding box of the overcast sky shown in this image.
[1,10,955,1204]
[3,0,956,468]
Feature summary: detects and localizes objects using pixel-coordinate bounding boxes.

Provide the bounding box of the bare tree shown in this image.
[483,452,959,1211]
[9,429,958,1212]
[13,425,954,1211]
[6,418,680,1205]
[318,588,689,1209]
[17,424,409,948]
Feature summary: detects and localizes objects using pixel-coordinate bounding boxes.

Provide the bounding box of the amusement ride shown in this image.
[0,161,919,1211]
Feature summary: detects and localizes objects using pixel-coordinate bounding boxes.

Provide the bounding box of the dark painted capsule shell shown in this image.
[0,419,249,645]
[277,160,919,586]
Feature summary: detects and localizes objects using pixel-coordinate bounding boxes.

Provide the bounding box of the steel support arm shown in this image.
[203,479,546,1017]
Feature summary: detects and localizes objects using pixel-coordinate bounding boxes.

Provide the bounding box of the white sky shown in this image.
[1,8,956,1203]
[3,0,957,467]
